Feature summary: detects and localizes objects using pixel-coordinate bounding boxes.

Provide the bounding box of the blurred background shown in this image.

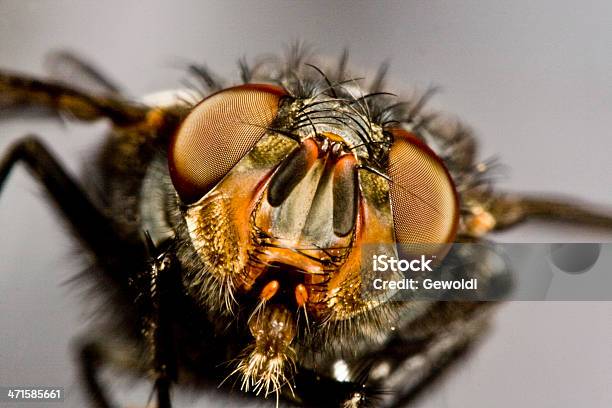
[1,1,611,407]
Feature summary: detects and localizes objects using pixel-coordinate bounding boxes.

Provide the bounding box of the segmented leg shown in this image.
[0,135,154,406]
[0,71,147,125]
[0,136,130,257]
[462,192,612,237]
[136,237,180,408]
[79,342,118,408]
[75,238,180,408]
[377,302,493,408]
[288,302,494,408]
[290,239,511,407]
[0,64,181,406]
[488,194,612,231]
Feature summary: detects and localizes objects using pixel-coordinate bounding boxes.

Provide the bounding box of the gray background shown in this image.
[1,1,612,407]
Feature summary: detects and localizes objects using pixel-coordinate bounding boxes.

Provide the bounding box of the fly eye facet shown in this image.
[169,84,286,203]
[387,128,459,246]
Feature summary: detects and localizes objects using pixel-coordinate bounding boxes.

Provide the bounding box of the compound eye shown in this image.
[169,84,286,203]
[387,128,459,246]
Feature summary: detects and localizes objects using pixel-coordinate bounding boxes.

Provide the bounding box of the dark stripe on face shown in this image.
[267,138,318,207]
[333,154,358,236]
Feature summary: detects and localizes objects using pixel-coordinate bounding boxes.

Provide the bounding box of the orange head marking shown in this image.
[295,284,308,308]
[260,280,280,301]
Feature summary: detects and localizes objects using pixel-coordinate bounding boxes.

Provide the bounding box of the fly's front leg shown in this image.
[0,135,135,259]
[135,238,180,408]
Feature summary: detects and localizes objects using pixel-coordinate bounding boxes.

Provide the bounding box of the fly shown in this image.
[1,48,612,408]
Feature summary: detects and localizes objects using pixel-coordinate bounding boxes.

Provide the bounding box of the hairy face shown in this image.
[167,61,461,396]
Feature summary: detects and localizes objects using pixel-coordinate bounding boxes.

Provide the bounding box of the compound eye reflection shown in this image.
[387,128,459,248]
[169,84,286,203]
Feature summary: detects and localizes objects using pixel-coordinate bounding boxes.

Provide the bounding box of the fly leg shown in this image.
[310,304,495,408]
[487,194,612,231]
[461,191,612,237]
[363,242,512,407]
[78,341,119,408]
[77,336,163,408]
[293,241,512,408]
[288,303,493,408]
[136,238,180,408]
[0,70,148,125]
[0,136,139,259]
[75,241,179,408]
[366,302,494,408]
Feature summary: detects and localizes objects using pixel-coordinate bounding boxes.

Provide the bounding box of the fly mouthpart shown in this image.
[258,279,310,309]
[250,263,314,310]
[235,303,297,400]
